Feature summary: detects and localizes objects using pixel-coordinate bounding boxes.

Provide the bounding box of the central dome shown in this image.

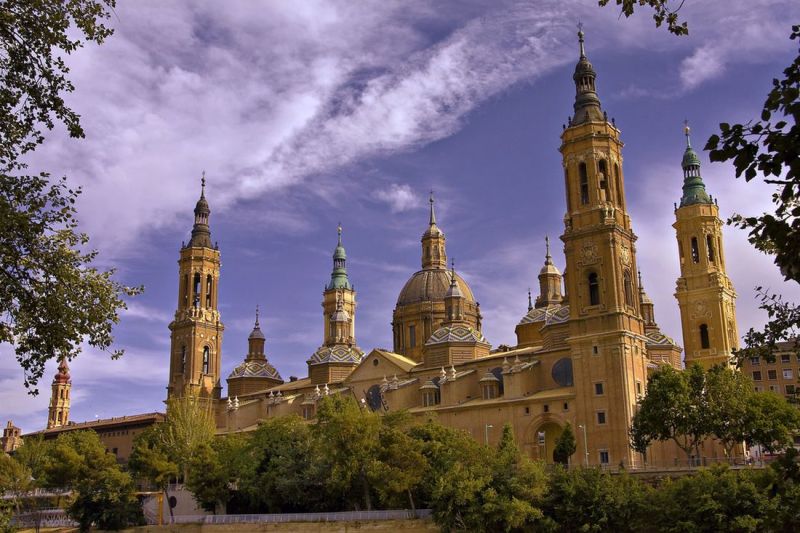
[397,269,475,306]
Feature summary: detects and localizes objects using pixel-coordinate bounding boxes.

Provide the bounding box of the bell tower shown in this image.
[673,124,738,368]
[560,27,649,467]
[167,175,223,400]
[47,357,71,429]
[307,225,363,385]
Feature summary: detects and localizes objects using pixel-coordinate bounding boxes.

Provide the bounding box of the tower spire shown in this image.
[570,24,604,125]
[421,193,447,269]
[328,224,352,290]
[527,288,533,312]
[187,172,212,248]
[679,121,712,207]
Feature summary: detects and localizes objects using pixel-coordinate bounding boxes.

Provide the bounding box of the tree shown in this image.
[157,390,216,482]
[744,391,800,454]
[44,430,142,531]
[128,430,179,522]
[553,423,577,466]
[542,467,651,533]
[185,442,229,514]
[647,466,771,533]
[631,364,710,463]
[1,0,141,392]
[430,423,547,532]
[312,395,382,511]
[237,415,318,513]
[371,411,428,511]
[0,454,32,513]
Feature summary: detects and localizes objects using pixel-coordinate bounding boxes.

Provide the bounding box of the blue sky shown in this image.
[4,0,800,431]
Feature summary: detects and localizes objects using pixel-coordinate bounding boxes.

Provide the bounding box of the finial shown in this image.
[449,259,457,286]
[255,304,260,327]
[637,269,643,287]
[337,222,342,245]
[545,235,551,258]
[684,119,691,148]
[201,171,206,196]
[577,21,586,57]
[527,288,533,312]
[429,190,437,226]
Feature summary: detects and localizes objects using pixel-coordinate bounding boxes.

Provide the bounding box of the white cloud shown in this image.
[374,183,419,213]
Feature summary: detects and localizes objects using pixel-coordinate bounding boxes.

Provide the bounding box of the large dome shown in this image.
[397,269,475,306]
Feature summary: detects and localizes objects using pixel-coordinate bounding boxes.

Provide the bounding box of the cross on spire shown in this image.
[429,190,437,226]
[577,21,586,57]
[201,171,206,195]
[255,304,260,327]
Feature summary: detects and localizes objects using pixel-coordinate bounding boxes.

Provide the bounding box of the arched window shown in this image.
[690,237,700,263]
[579,163,589,205]
[614,164,623,205]
[623,270,633,307]
[181,346,186,374]
[706,235,715,263]
[182,274,189,306]
[192,273,201,308]
[205,275,213,308]
[700,324,710,349]
[678,238,685,264]
[588,272,600,306]
[202,346,210,374]
[598,160,608,202]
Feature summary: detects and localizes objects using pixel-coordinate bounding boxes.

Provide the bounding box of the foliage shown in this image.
[431,423,547,532]
[44,430,142,531]
[0,0,141,392]
[597,0,688,36]
[11,434,50,483]
[237,415,318,513]
[553,423,577,465]
[371,411,428,510]
[647,466,772,533]
[128,429,179,491]
[185,442,229,513]
[158,390,216,481]
[631,364,709,461]
[312,394,382,511]
[542,467,651,533]
[633,364,800,460]
[0,453,32,513]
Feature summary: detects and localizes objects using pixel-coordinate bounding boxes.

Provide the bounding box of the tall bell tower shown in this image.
[167,175,223,399]
[674,124,738,368]
[560,27,650,467]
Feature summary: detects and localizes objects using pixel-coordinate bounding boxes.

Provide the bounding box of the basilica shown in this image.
[33,29,741,467]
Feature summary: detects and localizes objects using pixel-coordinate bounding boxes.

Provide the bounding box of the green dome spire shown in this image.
[679,122,712,207]
[327,224,352,290]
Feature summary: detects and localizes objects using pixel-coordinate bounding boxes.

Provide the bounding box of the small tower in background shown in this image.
[47,357,71,429]
[673,123,739,368]
[535,236,564,308]
[307,225,364,385]
[227,306,283,397]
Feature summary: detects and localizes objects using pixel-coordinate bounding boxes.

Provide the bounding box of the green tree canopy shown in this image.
[553,423,577,465]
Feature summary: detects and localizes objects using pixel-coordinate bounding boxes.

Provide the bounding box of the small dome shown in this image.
[228,360,281,380]
[248,325,265,341]
[518,304,570,326]
[423,223,443,238]
[54,358,71,384]
[682,146,701,169]
[397,269,475,306]
[540,262,561,276]
[425,324,488,346]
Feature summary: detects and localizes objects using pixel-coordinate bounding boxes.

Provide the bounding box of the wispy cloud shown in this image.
[373,183,419,213]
